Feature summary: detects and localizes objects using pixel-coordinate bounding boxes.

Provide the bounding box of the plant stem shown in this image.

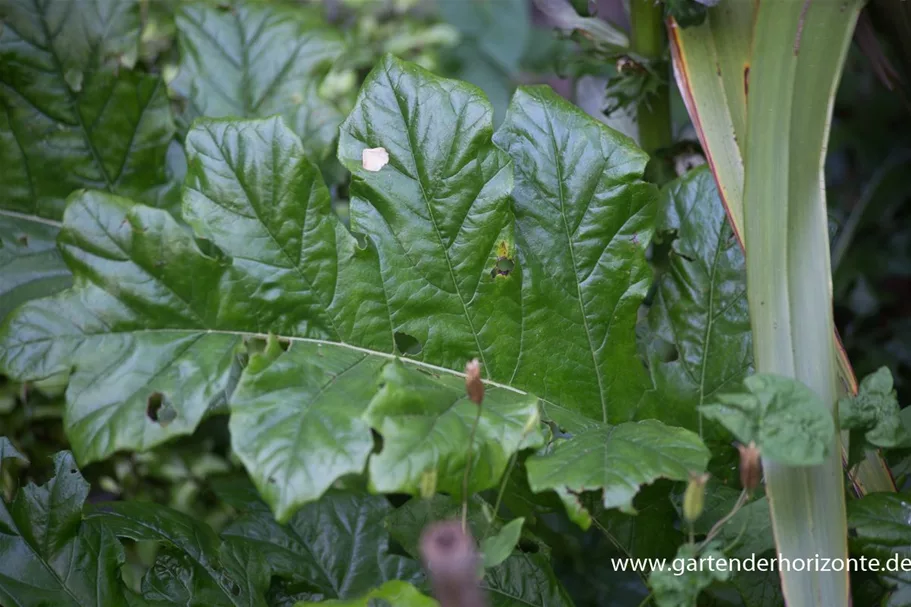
[630,0,672,182]
[461,408,482,532]
[483,450,520,542]
[699,489,748,549]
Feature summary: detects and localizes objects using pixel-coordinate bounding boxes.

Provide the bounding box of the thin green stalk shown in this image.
[630,0,673,182]
[482,450,520,542]
[461,408,482,532]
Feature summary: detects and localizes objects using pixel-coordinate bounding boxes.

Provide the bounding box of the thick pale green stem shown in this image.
[743,1,862,605]
[630,0,672,182]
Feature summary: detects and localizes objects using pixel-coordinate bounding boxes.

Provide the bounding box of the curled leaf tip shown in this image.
[362,147,389,171]
[465,359,484,405]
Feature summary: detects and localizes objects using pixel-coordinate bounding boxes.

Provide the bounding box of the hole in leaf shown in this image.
[490,256,515,278]
[147,392,164,421]
[370,428,384,453]
[230,582,240,596]
[146,392,176,427]
[17,234,28,247]
[277,337,291,352]
[394,332,422,356]
[651,336,679,363]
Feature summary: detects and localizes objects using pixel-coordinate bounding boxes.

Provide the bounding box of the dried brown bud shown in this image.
[420,520,487,607]
[682,472,710,523]
[738,442,762,492]
[465,359,484,405]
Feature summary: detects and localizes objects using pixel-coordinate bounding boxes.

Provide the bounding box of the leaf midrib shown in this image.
[384,64,489,373]
[543,107,608,423]
[8,327,533,396]
[0,209,64,228]
[30,0,115,191]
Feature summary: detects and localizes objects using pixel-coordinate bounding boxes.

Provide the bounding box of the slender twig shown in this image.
[699,489,750,549]
[482,449,521,542]
[461,408,482,532]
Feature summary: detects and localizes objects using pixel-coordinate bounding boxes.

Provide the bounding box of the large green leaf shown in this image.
[337,54,519,377]
[1,56,666,522]
[646,167,752,434]
[848,493,911,607]
[0,451,135,607]
[525,420,710,528]
[172,1,345,159]
[88,501,270,607]
[0,215,72,323]
[491,85,656,425]
[0,0,176,321]
[0,190,244,462]
[221,490,422,600]
[0,0,175,219]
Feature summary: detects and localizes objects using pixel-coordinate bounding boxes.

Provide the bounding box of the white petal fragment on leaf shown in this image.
[362,147,390,171]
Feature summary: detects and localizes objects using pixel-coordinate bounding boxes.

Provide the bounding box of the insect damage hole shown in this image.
[146,392,177,427]
[394,331,422,356]
[490,256,515,278]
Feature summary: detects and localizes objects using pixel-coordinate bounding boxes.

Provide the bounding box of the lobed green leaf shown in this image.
[525,419,710,528]
[173,1,345,159]
[699,374,836,466]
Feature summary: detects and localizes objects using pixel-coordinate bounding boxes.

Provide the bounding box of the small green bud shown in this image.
[683,472,711,523]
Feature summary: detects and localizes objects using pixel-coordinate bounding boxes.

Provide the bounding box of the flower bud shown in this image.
[465,359,484,405]
[683,472,710,523]
[738,442,762,492]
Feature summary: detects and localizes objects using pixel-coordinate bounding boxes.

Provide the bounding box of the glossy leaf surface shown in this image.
[0,216,71,323]
[492,86,656,425]
[2,56,676,525]
[173,1,345,158]
[0,451,134,607]
[0,0,175,219]
[221,490,423,600]
[646,167,752,435]
[89,501,270,606]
